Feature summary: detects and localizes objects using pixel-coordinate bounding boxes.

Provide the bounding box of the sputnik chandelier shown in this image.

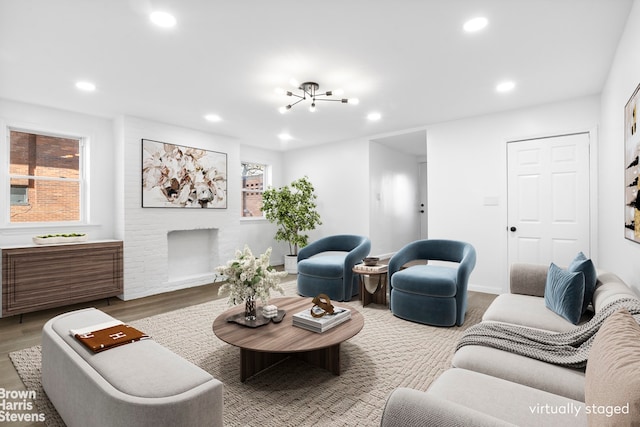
[277,81,359,113]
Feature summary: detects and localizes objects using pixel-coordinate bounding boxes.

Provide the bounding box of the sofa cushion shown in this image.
[592,272,640,312]
[452,345,586,401]
[49,308,214,398]
[568,252,597,314]
[484,294,589,333]
[382,387,517,427]
[297,254,346,279]
[390,265,456,297]
[585,308,640,426]
[428,368,586,426]
[544,263,585,325]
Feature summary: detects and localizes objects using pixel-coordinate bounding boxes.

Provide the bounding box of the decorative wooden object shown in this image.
[2,241,123,317]
[213,296,364,382]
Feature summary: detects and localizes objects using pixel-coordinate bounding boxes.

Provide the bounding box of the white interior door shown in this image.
[419,161,428,239]
[507,133,591,266]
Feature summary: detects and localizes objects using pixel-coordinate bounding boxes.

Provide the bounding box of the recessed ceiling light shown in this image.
[463,17,488,33]
[367,112,382,121]
[150,11,176,28]
[204,114,222,122]
[75,81,96,92]
[278,133,293,141]
[496,81,516,93]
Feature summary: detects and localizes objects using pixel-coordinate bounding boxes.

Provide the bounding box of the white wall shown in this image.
[369,140,420,256]
[427,96,600,294]
[282,137,421,258]
[0,99,116,246]
[598,0,640,293]
[283,139,370,248]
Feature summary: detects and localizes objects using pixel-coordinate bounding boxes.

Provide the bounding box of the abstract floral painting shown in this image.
[625,83,640,242]
[142,139,227,208]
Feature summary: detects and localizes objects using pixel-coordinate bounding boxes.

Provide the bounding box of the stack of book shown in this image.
[292,307,351,333]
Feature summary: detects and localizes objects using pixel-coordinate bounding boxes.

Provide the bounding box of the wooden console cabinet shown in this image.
[2,241,123,317]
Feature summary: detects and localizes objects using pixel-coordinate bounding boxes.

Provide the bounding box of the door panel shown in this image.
[507,133,590,267]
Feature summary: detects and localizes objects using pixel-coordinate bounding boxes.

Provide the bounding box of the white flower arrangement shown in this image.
[216,245,288,305]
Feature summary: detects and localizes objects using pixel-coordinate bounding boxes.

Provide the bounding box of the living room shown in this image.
[1,0,640,426]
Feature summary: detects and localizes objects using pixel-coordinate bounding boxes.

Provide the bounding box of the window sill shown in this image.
[239,217,268,223]
[0,223,100,234]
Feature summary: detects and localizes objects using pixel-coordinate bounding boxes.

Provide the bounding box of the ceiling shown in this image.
[0,0,632,155]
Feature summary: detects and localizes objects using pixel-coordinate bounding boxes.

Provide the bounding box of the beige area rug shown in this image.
[10,281,489,426]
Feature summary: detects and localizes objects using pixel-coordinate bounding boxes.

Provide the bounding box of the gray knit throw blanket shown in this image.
[456,297,640,369]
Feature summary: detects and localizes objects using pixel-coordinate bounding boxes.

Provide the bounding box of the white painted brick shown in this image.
[120,117,242,301]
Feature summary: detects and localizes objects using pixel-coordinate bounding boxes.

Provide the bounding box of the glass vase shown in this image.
[244,295,257,321]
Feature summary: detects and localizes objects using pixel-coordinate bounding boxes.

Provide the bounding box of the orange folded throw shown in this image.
[74,324,149,353]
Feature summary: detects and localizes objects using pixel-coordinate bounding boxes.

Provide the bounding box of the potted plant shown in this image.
[32,233,88,245]
[261,176,322,274]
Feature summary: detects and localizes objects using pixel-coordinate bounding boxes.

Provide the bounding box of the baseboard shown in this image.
[468,283,501,295]
[123,274,219,300]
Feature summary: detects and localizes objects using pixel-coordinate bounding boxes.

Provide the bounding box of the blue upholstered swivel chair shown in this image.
[297,235,371,302]
[388,239,476,326]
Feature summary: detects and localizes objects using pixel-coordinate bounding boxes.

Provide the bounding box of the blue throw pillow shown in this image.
[544,263,585,325]
[568,252,597,314]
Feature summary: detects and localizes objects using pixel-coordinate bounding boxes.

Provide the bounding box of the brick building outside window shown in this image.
[8,129,83,223]
[241,162,266,217]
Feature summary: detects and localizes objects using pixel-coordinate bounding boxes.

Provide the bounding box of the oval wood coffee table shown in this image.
[213,296,364,382]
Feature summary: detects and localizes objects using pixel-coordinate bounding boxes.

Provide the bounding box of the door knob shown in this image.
[509,226,517,232]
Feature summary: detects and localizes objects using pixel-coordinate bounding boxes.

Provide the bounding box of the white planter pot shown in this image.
[284,254,298,274]
[32,234,88,245]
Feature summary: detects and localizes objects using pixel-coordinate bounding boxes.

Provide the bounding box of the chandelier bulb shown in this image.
[309,103,316,112]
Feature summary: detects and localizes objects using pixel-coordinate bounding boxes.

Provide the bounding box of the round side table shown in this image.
[352,264,388,306]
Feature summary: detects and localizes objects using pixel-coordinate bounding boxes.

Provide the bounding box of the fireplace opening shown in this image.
[167,228,218,282]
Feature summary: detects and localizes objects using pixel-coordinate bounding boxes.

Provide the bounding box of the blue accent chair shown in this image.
[388,239,476,326]
[297,235,371,302]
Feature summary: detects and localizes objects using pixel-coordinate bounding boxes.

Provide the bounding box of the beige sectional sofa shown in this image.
[381,263,640,427]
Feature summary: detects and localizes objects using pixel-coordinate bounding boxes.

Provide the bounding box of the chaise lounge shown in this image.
[42,308,224,427]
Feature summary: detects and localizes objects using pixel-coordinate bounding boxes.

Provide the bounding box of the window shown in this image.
[241,162,266,217]
[8,129,84,223]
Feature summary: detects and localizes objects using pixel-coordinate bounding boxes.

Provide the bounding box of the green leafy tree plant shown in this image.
[261,176,322,256]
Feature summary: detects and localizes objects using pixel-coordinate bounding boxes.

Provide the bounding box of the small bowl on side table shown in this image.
[363,257,380,266]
